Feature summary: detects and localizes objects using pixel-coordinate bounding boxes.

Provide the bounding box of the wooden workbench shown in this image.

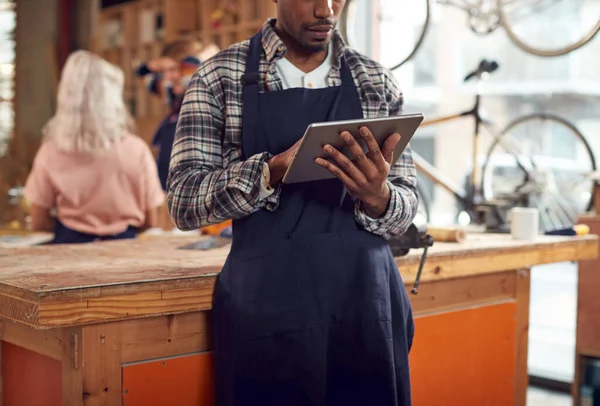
[573,215,600,405]
[0,234,596,406]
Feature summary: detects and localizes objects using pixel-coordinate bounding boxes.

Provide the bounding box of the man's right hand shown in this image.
[267,137,303,186]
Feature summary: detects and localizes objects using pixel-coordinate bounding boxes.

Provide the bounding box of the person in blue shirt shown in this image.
[135,39,219,190]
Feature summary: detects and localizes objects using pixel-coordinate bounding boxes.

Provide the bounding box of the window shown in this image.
[355,0,600,384]
[0,0,15,156]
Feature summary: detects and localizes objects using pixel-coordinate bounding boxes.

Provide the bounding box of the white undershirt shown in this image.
[259,43,334,198]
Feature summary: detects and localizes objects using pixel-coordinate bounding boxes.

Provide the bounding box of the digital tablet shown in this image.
[282,113,424,184]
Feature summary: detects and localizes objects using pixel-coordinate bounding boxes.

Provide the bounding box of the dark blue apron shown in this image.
[213,32,415,406]
[52,219,138,244]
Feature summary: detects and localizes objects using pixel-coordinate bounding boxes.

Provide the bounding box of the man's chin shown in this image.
[302,40,329,53]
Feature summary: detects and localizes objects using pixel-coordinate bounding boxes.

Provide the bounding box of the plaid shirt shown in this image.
[168,19,418,239]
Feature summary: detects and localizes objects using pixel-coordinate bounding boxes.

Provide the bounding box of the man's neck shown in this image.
[273,23,329,74]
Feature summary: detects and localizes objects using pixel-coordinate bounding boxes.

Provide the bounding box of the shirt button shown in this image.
[277,45,284,52]
[307,82,313,88]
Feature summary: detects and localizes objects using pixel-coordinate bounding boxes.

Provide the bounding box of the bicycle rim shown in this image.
[481,113,596,231]
[416,182,431,224]
[498,0,600,57]
[339,0,432,71]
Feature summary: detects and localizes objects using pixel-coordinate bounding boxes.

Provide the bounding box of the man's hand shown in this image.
[315,126,401,218]
[267,137,304,186]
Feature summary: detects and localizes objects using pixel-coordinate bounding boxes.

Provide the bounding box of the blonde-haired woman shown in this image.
[24,50,165,244]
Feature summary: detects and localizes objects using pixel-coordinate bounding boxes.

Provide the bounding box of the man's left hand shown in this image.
[315,126,401,218]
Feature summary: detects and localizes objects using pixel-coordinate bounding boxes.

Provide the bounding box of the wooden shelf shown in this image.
[92,0,276,143]
[578,348,600,360]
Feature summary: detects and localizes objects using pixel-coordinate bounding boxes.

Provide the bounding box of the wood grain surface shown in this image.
[0,233,596,328]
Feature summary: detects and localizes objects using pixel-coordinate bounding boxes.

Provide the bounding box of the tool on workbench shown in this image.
[427,226,466,243]
[388,221,434,295]
[545,224,590,236]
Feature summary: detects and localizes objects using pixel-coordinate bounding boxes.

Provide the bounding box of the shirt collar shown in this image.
[260,18,347,69]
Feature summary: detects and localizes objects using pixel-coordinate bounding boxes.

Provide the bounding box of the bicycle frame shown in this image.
[412,91,487,210]
[411,79,536,213]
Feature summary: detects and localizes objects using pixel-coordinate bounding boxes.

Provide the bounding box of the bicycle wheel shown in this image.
[481,113,596,232]
[339,0,431,71]
[416,182,431,225]
[498,0,600,57]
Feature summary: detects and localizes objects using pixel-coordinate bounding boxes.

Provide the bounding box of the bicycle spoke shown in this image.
[551,195,577,227]
[481,113,596,232]
[541,195,566,230]
[532,194,555,232]
[483,120,535,172]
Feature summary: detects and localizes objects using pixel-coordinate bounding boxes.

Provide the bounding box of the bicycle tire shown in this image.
[339,0,432,71]
[416,181,431,224]
[497,1,600,57]
[481,112,596,215]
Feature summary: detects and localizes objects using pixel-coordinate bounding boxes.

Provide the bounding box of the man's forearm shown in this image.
[167,153,280,231]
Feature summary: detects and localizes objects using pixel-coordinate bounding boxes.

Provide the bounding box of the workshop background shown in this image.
[1,1,600,405]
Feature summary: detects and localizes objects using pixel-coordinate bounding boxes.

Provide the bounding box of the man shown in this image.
[168,0,419,404]
[135,39,220,191]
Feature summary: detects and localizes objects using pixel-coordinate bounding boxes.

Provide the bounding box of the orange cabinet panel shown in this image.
[2,341,61,406]
[122,351,215,406]
[409,302,517,406]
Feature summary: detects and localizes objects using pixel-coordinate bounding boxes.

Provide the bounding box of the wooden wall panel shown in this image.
[93,0,277,142]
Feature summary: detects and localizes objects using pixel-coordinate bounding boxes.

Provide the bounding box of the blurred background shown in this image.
[342,0,600,397]
[0,0,599,404]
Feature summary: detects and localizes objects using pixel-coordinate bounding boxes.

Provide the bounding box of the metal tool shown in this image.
[388,221,434,295]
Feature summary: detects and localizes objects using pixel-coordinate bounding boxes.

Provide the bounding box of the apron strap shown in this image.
[240,32,263,160]
[241,32,262,130]
[326,52,364,122]
[339,54,356,88]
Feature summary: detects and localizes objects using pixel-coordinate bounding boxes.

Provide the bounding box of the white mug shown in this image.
[510,207,539,241]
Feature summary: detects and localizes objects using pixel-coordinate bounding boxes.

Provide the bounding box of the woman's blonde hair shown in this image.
[42,50,135,154]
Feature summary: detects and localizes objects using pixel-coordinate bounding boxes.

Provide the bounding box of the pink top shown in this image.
[24,134,165,236]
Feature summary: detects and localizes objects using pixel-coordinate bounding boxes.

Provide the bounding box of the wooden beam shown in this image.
[38,288,213,328]
[120,311,212,363]
[514,269,530,406]
[57,0,74,69]
[398,236,597,285]
[409,270,517,315]
[62,327,84,406]
[82,323,123,405]
[0,319,63,360]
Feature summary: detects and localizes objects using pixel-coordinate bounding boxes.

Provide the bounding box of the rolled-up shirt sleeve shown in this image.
[354,71,419,239]
[167,73,280,231]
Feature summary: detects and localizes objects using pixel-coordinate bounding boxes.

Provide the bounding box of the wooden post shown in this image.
[594,182,600,215]
[57,0,74,69]
[514,269,531,406]
[573,215,600,406]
